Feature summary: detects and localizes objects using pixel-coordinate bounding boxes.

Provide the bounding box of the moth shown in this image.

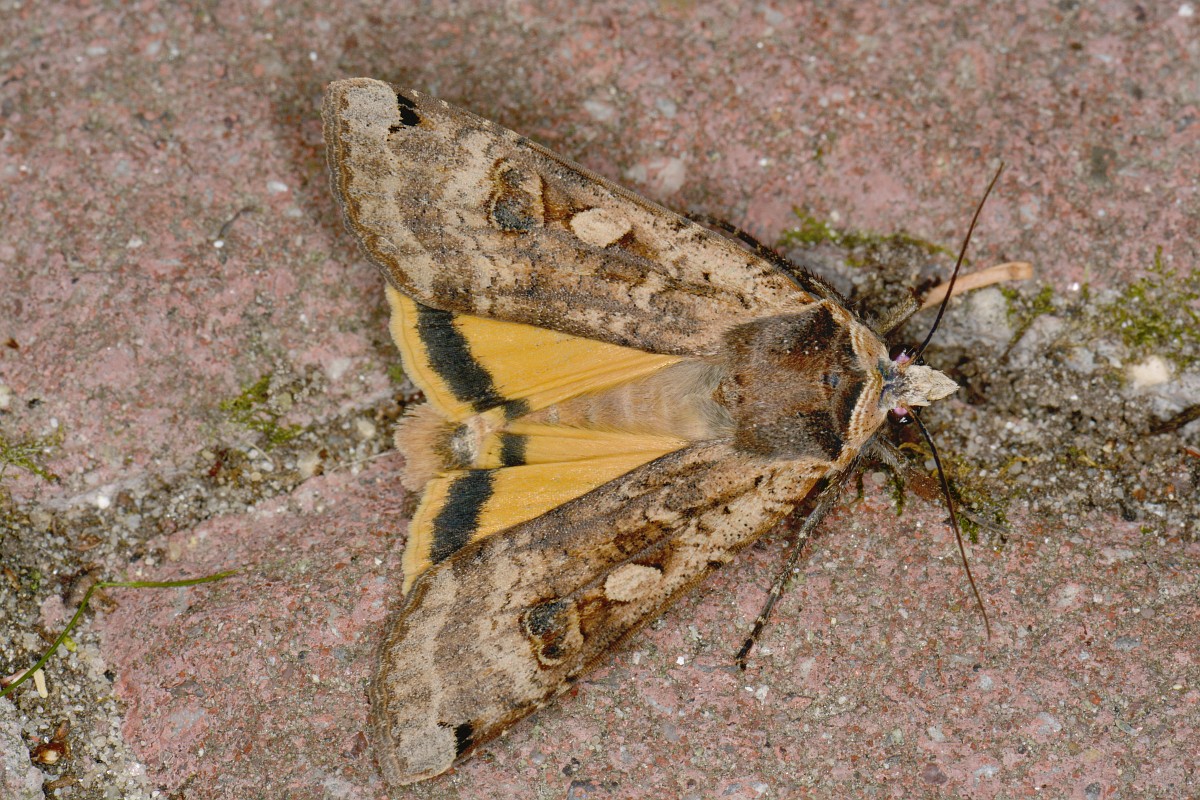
[322,78,1017,788]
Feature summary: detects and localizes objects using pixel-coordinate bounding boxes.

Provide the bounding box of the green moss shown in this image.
[1027,285,1055,321]
[220,374,303,448]
[780,214,843,247]
[387,364,407,385]
[780,212,951,265]
[929,448,1010,546]
[998,284,1020,309]
[0,429,62,484]
[1099,246,1200,368]
[999,285,1057,357]
[1063,445,1103,470]
[954,489,1010,546]
[999,284,1054,322]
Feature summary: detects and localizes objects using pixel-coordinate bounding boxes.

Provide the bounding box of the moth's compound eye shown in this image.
[890,407,913,424]
[890,345,913,366]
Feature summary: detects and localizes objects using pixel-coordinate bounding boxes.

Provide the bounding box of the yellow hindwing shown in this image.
[386,286,697,591]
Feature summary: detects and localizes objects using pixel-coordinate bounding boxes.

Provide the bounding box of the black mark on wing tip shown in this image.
[430,470,495,563]
[452,721,474,757]
[391,93,421,129]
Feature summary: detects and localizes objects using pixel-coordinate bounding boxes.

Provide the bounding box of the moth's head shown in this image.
[880,350,958,419]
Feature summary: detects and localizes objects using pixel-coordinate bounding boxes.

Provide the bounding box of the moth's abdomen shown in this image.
[522,359,732,441]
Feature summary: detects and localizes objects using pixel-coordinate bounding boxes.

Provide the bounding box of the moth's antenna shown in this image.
[912,162,1005,362]
[910,412,991,639]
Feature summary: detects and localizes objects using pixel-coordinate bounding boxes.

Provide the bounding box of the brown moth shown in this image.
[322,78,989,788]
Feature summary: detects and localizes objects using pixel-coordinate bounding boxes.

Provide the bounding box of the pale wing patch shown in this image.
[569,207,632,248]
[604,564,665,602]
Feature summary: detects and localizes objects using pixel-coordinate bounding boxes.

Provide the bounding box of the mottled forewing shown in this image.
[323,78,812,356]
[369,441,825,786]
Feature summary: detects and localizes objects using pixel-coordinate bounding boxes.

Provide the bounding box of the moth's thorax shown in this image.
[716,301,893,464]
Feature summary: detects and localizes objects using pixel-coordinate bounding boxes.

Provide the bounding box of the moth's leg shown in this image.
[873,294,921,339]
[736,455,862,669]
[870,437,1008,544]
[862,437,904,474]
[1149,402,1200,435]
[687,213,849,306]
